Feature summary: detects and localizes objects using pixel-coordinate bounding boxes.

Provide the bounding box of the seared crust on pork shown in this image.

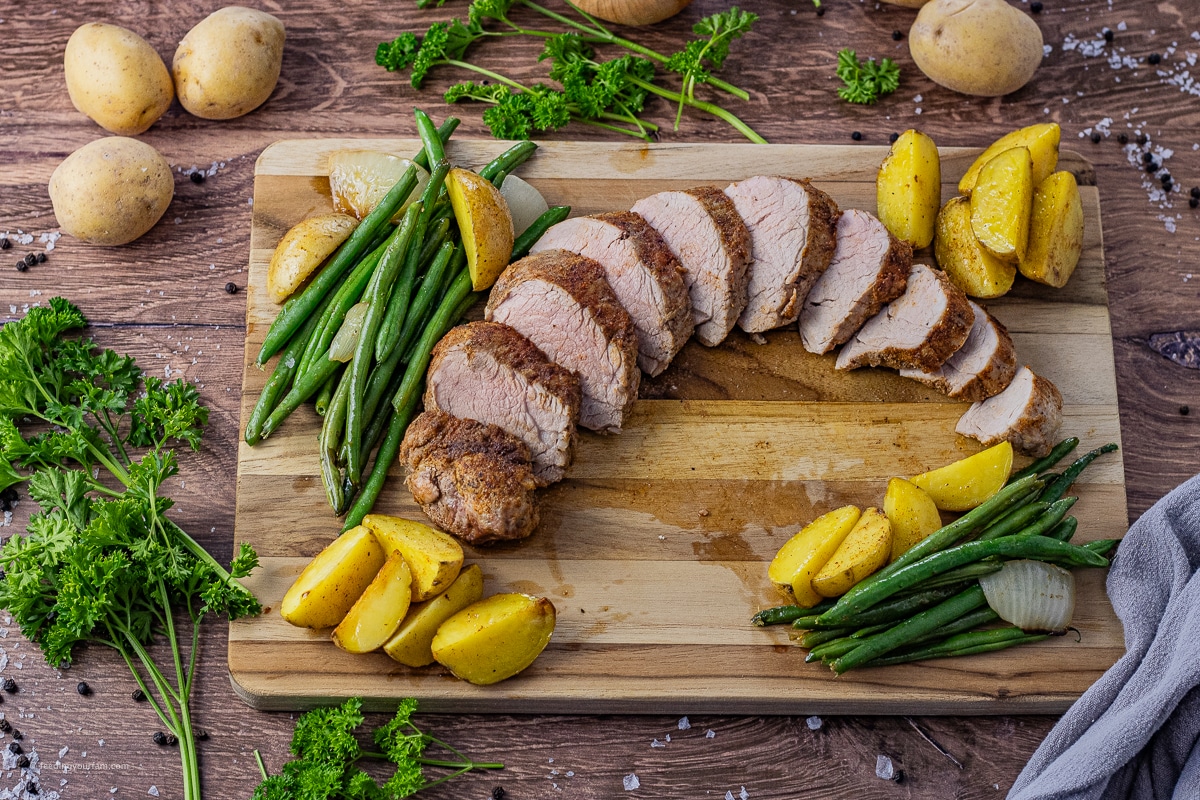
[955,365,1064,457]
[901,301,1017,402]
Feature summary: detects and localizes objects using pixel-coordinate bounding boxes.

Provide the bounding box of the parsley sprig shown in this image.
[375,1,766,143]
[836,48,901,105]
[253,698,502,799]
[0,298,260,800]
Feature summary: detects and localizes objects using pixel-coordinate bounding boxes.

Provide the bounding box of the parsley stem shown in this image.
[625,75,766,143]
[254,750,269,780]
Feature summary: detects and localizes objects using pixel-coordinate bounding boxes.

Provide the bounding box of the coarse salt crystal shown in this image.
[678,717,690,730]
[651,739,665,748]
[149,787,160,797]
[58,746,68,758]
[623,773,640,790]
[876,754,895,780]
[806,716,823,730]
[705,729,716,738]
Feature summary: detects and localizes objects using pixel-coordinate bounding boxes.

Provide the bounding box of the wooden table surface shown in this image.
[1,1,1198,797]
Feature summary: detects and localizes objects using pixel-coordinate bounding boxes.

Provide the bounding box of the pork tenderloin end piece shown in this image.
[401,410,540,545]
[485,249,640,433]
[955,366,1064,457]
[725,176,841,333]
[800,209,912,354]
[424,321,582,486]
[631,186,751,347]
[900,301,1017,402]
[835,263,974,373]
[529,211,693,375]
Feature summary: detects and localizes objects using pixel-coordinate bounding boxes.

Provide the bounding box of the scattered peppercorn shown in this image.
[15,755,28,768]
[851,131,863,141]
[1190,187,1200,198]
[1181,405,1190,415]
[15,261,27,272]
[1137,134,1148,145]
[190,171,206,184]
[1161,173,1173,188]
[889,132,900,143]
[8,742,21,755]
[132,689,146,702]
[1148,53,1162,65]
[1190,197,1199,209]
[25,782,38,796]
[1142,152,1154,164]
[492,787,507,800]
[2,678,17,693]
[1090,132,1102,144]
[22,253,36,267]
[892,30,903,41]
[225,282,238,294]
[36,252,45,263]
[1117,133,1128,144]
[153,731,168,746]
[1103,28,1114,42]
[0,720,10,732]
[816,5,825,15]
[11,729,22,741]
[77,681,92,696]
[195,729,210,741]
[1030,1,1043,10]
[1146,162,1159,174]
[0,238,9,250]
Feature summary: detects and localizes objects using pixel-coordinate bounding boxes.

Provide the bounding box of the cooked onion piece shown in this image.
[329,301,369,362]
[979,559,1075,633]
[328,150,429,222]
[498,174,549,237]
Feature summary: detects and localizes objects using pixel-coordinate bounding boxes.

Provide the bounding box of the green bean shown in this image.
[345,202,423,484]
[314,368,338,416]
[907,607,1000,647]
[869,627,1050,668]
[413,117,459,169]
[1008,437,1080,484]
[478,140,538,182]
[796,586,964,630]
[903,562,1002,591]
[416,217,451,271]
[258,354,341,441]
[977,500,1050,541]
[752,601,836,627]
[829,586,989,674]
[320,370,353,515]
[342,390,421,532]
[391,269,475,413]
[414,109,447,166]
[244,309,323,446]
[1046,516,1078,542]
[511,206,571,261]
[1040,444,1119,503]
[807,624,893,662]
[400,247,465,363]
[799,627,854,649]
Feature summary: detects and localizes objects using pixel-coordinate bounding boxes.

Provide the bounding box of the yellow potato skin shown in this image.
[811,508,893,598]
[267,213,359,304]
[1020,171,1084,288]
[49,137,174,246]
[64,23,174,136]
[909,0,1044,98]
[280,526,386,629]
[960,123,1061,196]
[431,593,556,685]
[332,552,413,654]
[384,565,484,667]
[767,506,862,608]
[970,147,1034,264]
[883,478,943,563]
[934,197,1016,298]
[911,442,1014,512]
[362,514,464,602]
[876,129,941,249]
[446,168,515,291]
[173,7,285,120]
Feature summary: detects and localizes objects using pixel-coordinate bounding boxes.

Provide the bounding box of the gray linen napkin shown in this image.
[1008,474,1200,800]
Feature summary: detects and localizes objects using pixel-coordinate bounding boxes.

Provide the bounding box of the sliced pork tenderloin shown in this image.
[485,249,640,433]
[955,365,1064,457]
[424,321,582,486]
[401,410,540,545]
[900,301,1017,402]
[800,209,911,354]
[529,211,692,375]
[631,187,751,347]
[835,264,974,373]
[724,176,840,333]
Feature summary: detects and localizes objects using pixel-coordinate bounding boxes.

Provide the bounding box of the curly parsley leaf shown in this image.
[836,48,900,105]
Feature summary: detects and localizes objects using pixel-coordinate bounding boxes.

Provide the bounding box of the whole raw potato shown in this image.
[49,137,174,245]
[909,0,1044,97]
[172,6,285,120]
[881,0,932,7]
[64,23,174,135]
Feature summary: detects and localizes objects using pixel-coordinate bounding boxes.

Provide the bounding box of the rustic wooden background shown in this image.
[1,0,1198,797]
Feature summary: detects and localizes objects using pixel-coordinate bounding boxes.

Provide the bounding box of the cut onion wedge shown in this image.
[498,174,549,237]
[328,150,429,223]
[979,559,1075,633]
[329,301,369,362]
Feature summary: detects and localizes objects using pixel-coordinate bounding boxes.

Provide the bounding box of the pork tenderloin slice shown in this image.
[401,410,540,545]
[955,366,1064,457]
[631,186,751,347]
[835,264,974,373]
[485,249,640,433]
[529,211,692,375]
[800,209,911,354]
[724,176,840,333]
[425,321,582,486]
[900,301,1017,402]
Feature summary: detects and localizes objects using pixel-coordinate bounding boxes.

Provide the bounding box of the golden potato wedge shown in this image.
[934,197,1016,298]
[911,441,1014,512]
[431,593,556,685]
[1020,171,1084,288]
[883,478,943,563]
[267,213,359,304]
[331,552,413,654]
[280,526,385,629]
[970,147,1033,264]
[446,167,515,291]
[811,508,892,598]
[876,129,941,249]
[959,123,1060,196]
[361,514,464,601]
[384,564,484,667]
[767,506,862,608]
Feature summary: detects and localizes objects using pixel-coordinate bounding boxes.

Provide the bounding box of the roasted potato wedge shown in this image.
[934,197,1016,298]
[384,564,484,667]
[767,506,862,608]
[812,508,892,598]
[959,123,1060,196]
[876,129,941,249]
[446,167,515,291]
[331,552,413,654]
[280,526,386,629]
[362,514,464,601]
[970,147,1033,264]
[911,441,1014,512]
[267,213,359,304]
[883,478,943,563]
[431,593,556,685]
[1020,171,1084,288]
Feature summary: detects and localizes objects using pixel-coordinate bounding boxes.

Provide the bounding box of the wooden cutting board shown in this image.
[231,140,1126,713]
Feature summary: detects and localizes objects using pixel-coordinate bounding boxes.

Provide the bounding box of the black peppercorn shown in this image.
[1181,405,1190,415]
[1137,134,1148,145]
[15,261,27,272]
[132,689,146,702]
[190,171,206,184]
[195,729,210,741]
[225,282,238,294]
[153,731,168,746]
[1190,197,1199,208]
[15,755,28,768]
[1030,1,1043,11]
[0,238,9,250]
[1148,53,1162,65]
[77,681,91,696]
[0,720,10,732]
[26,782,38,795]
[8,742,21,754]
[1117,133,1128,144]
[1091,132,1102,143]
[892,30,903,41]
[1161,173,1173,187]
[851,131,862,141]
[1142,151,1154,164]
[816,5,825,15]
[1146,162,1159,174]
[23,253,36,267]
[1103,28,1114,42]
[36,252,45,263]
[492,787,507,800]
[2,678,17,693]
[1190,187,1199,198]
[889,132,900,143]
[11,729,22,741]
